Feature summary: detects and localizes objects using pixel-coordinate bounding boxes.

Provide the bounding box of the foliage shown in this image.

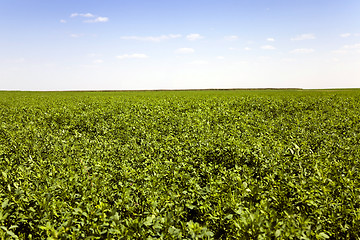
[0,89,359,239]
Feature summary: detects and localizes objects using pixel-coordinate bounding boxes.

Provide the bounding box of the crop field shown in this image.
[0,89,359,239]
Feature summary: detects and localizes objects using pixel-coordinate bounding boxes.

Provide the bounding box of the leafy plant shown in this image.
[0,89,359,239]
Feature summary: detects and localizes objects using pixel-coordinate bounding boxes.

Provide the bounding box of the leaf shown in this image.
[318,232,330,239]
[1,199,9,209]
[6,230,19,239]
[144,216,154,227]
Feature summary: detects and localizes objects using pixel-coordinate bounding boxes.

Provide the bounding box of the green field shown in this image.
[0,89,359,239]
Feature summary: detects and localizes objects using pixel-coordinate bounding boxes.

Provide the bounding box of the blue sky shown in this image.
[1,0,359,90]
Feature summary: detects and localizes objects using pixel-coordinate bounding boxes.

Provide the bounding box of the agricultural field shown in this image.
[0,89,359,239]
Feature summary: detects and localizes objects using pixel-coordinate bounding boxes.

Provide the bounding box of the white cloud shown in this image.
[116,54,149,59]
[85,17,109,23]
[267,38,275,42]
[175,48,195,54]
[244,47,252,51]
[332,43,360,55]
[290,48,315,54]
[69,13,108,23]
[120,34,181,42]
[60,19,67,23]
[224,35,239,41]
[261,45,276,50]
[186,34,204,41]
[343,43,360,49]
[70,13,95,18]
[340,33,351,38]
[291,33,316,41]
[216,56,225,60]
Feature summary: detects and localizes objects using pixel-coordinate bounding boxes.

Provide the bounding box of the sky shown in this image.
[1,0,359,90]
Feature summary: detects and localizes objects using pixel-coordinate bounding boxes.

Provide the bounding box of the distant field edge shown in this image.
[2,88,360,92]
[42,88,305,92]
[2,88,303,92]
